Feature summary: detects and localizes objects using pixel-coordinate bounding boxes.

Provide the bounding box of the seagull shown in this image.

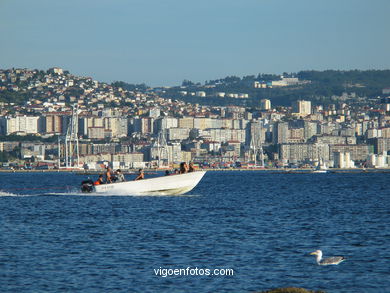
[310,250,345,265]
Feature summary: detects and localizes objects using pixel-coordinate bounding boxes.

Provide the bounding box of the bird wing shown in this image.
[320,256,345,265]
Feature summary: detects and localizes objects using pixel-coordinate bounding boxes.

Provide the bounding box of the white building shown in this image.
[194,118,212,130]
[271,76,300,87]
[104,117,128,138]
[167,142,182,163]
[206,129,246,143]
[254,81,267,88]
[368,153,389,168]
[156,117,178,132]
[196,91,206,97]
[168,128,190,141]
[0,115,40,135]
[48,67,64,75]
[334,152,355,168]
[260,99,271,110]
[20,142,45,160]
[294,100,312,116]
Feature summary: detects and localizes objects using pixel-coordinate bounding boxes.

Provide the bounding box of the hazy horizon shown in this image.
[1,0,389,87]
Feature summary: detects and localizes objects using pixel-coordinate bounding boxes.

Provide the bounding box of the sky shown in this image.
[1,0,389,86]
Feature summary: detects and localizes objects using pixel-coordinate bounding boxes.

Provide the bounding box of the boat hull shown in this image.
[92,171,206,195]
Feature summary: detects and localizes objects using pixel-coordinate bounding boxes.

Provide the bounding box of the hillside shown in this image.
[162,70,390,107]
[1,69,390,108]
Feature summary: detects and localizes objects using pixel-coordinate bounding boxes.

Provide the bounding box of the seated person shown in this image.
[134,169,144,181]
[94,174,104,185]
[179,162,189,174]
[165,170,170,176]
[115,169,126,182]
[188,162,195,172]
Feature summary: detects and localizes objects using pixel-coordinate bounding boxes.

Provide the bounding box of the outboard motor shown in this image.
[81,179,94,193]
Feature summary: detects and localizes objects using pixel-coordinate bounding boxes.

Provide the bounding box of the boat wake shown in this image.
[0,189,201,197]
[0,190,28,197]
[45,191,202,197]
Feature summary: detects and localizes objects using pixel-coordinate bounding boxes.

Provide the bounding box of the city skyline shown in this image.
[1,67,390,170]
[1,0,390,86]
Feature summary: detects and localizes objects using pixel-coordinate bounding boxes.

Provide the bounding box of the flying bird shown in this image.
[310,250,345,265]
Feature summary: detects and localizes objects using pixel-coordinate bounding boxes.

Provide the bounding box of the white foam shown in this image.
[0,190,24,197]
[0,190,201,197]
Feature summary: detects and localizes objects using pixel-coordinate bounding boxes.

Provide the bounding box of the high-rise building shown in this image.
[330,145,370,161]
[303,121,318,140]
[132,117,154,134]
[0,115,39,135]
[168,128,190,141]
[279,143,330,162]
[88,127,105,139]
[207,129,246,143]
[260,99,271,110]
[333,152,354,168]
[155,117,178,133]
[246,120,265,147]
[273,122,289,144]
[167,142,182,163]
[194,118,212,130]
[41,114,66,134]
[294,100,311,116]
[103,117,128,138]
[178,117,194,129]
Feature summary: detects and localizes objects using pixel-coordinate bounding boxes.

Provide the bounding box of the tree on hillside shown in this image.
[111,81,148,91]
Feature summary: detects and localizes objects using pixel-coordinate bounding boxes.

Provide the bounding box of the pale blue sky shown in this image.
[1,0,389,86]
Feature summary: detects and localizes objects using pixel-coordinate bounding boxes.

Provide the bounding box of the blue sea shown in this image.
[0,171,389,293]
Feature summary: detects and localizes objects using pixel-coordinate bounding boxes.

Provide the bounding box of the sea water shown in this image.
[0,171,389,292]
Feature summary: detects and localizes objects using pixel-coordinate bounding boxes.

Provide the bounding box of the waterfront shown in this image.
[0,171,389,292]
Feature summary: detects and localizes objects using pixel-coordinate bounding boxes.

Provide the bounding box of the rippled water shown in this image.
[0,171,389,292]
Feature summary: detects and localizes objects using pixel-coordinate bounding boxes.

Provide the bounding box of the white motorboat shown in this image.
[81,171,206,195]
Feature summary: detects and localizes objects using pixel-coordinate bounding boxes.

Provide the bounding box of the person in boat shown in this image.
[179,162,186,174]
[179,162,189,174]
[105,167,114,183]
[134,169,144,181]
[188,162,195,172]
[165,170,170,176]
[94,174,104,185]
[115,169,126,182]
[81,178,94,193]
